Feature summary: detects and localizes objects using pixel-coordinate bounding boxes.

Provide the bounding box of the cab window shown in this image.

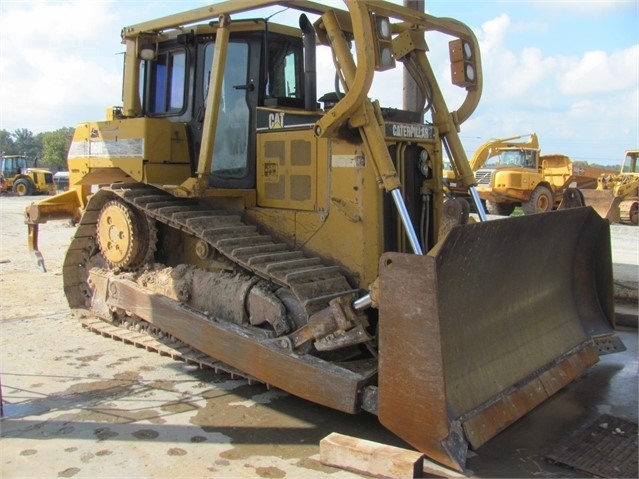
[149,49,187,114]
[203,41,250,178]
[267,44,302,99]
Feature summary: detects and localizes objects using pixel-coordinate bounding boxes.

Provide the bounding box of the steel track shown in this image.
[80,317,261,384]
[63,183,362,382]
[64,183,357,311]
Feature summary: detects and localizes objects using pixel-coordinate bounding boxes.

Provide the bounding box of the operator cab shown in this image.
[622,151,638,173]
[137,21,307,189]
[1,155,34,178]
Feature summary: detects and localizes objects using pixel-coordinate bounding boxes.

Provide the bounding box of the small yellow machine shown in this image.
[25,1,622,470]
[0,154,56,196]
[445,133,612,216]
[582,150,639,225]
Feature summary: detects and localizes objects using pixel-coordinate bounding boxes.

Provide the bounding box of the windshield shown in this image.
[622,153,638,173]
[485,149,536,168]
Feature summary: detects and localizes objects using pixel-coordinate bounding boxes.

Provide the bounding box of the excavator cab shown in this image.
[24,0,623,471]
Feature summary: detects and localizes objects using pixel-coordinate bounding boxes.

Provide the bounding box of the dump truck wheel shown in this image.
[13,179,33,196]
[486,201,515,216]
[523,186,553,215]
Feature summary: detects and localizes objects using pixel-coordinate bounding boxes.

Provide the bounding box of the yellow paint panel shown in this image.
[67,118,192,187]
[257,130,317,211]
[68,118,190,165]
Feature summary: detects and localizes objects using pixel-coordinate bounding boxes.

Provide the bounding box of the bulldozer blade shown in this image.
[581,189,621,223]
[377,207,622,471]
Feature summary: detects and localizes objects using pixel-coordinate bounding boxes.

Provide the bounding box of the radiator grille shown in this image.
[475,169,493,186]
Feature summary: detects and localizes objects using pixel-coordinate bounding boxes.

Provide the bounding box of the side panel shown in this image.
[257,128,318,211]
[67,118,191,187]
[378,253,455,469]
[251,129,384,289]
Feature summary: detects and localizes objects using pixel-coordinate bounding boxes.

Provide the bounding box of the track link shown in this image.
[81,317,261,384]
[65,184,358,311]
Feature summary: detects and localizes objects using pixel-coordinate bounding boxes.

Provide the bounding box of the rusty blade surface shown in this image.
[378,252,463,470]
[378,207,618,471]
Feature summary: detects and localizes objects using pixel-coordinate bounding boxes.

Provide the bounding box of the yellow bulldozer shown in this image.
[581,150,639,225]
[444,133,612,216]
[0,154,56,196]
[25,0,623,471]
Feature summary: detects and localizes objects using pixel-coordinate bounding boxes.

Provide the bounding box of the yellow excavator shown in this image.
[24,0,622,471]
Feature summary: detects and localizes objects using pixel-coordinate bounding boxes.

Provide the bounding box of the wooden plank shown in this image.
[319,433,423,479]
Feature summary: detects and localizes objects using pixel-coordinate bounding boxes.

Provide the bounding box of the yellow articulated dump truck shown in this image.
[445,133,612,216]
[25,1,623,471]
[582,150,639,225]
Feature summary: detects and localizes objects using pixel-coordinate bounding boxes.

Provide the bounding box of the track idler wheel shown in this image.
[96,200,154,269]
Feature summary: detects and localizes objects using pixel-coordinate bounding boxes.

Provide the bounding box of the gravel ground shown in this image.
[1,195,637,479]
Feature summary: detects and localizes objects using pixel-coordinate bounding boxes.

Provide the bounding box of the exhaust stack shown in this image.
[300,14,317,111]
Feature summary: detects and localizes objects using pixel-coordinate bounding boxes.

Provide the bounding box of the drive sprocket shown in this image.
[96,200,154,269]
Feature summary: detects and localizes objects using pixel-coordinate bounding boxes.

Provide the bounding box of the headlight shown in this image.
[463,41,473,60]
[465,64,475,82]
[377,16,391,40]
[419,150,430,177]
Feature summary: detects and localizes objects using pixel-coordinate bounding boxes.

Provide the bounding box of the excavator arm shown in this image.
[469,133,539,171]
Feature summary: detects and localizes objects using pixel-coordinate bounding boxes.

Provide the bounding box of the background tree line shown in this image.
[0,127,74,172]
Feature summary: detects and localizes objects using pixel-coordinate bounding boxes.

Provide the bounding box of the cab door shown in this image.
[198,37,259,189]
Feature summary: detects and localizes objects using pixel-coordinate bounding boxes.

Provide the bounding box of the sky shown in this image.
[0,0,637,166]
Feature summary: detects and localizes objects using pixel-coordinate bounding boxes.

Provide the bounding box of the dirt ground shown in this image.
[1,195,637,479]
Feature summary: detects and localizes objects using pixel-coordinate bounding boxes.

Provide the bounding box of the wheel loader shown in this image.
[24,0,623,471]
[0,154,56,196]
[581,150,639,225]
